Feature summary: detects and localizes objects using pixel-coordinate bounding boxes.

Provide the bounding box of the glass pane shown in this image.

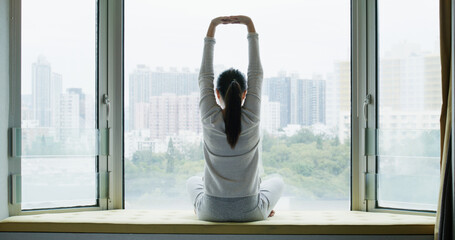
[21,161,97,210]
[125,0,350,210]
[377,0,441,211]
[377,129,439,158]
[21,0,98,210]
[13,128,99,157]
[377,159,439,211]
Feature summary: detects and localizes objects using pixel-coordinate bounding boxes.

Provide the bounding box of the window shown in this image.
[375,0,441,211]
[7,0,441,216]
[14,0,102,211]
[124,0,351,210]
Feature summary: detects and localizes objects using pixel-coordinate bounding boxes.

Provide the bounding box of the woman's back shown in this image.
[202,107,261,197]
[198,30,263,198]
[187,16,283,222]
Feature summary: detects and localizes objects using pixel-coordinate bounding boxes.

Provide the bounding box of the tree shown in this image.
[166,138,175,173]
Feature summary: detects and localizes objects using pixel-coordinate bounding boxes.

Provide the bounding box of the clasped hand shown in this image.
[207,15,255,37]
[211,15,252,26]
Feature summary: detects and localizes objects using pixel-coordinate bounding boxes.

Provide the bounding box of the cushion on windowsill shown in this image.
[0,210,435,235]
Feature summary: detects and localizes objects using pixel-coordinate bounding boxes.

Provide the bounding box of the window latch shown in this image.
[103,94,111,119]
[363,94,372,122]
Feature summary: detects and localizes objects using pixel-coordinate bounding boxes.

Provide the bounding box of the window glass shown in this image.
[125,0,351,210]
[21,0,98,210]
[377,0,441,211]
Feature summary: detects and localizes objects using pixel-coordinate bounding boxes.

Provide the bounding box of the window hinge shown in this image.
[364,172,376,201]
[364,128,376,156]
[99,171,110,200]
[9,174,21,205]
[100,128,111,156]
[9,128,20,158]
[108,171,113,205]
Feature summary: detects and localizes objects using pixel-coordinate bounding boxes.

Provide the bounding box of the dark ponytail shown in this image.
[216,68,247,149]
[224,81,242,149]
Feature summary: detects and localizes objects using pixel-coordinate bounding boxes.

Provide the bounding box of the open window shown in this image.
[360,0,441,213]
[7,0,441,216]
[8,0,110,215]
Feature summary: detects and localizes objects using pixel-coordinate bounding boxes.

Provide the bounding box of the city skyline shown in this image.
[22,44,442,160]
[23,46,441,129]
[23,56,95,130]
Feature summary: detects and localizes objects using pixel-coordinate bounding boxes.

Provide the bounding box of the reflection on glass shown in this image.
[12,128,100,157]
[377,129,439,158]
[377,0,441,211]
[377,159,439,211]
[21,159,97,210]
[21,0,98,209]
[125,0,351,210]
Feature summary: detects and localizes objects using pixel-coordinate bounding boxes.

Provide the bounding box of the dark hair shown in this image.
[216,68,247,149]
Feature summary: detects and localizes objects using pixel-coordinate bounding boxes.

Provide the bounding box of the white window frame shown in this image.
[8,0,436,216]
[352,0,437,216]
[7,0,124,216]
[351,0,378,213]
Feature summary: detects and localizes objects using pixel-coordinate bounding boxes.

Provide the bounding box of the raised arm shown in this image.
[230,16,263,117]
[199,16,263,119]
[199,17,230,119]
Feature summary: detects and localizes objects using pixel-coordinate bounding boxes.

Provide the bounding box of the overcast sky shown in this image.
[21,0,439,96]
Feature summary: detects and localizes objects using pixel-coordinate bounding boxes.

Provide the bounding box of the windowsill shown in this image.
[0,210,435,235]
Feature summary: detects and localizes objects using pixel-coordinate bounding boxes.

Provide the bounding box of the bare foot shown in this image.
[268,210,275,217]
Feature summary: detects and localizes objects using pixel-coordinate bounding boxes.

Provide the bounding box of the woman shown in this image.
[187,16,284,222]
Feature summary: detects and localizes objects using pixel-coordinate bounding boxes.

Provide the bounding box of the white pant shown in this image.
[186,175,284,222]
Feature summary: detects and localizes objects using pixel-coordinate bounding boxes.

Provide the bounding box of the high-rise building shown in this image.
[177,93,202,135]
[261,96,280,133]
[334,61,351,114]
[128,65,199,130]
[129,65,152,130]
[149,93,178,140]
[263,75,326,130]
[21,94,34,122]
[60,92,80,129]
[378,54,441,133]
[134,102,151,131]
[149,69,198,96]
[380,56,425,112]
[297,79,326,126]
[32,56,62,127]
[148,93,201,140]
[424,54,442,111]
[378,46,442,131]
[379,43,441,114]
[325,72,340,128]
[66,88,94,129]
[264,76,291,128]
[332,45,442,142]
[290,78,298,125]
[333,60,351,142]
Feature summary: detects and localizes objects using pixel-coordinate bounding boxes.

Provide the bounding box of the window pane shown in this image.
[21,0,98,210]
[377,0,441,211]
[125,0,351,210]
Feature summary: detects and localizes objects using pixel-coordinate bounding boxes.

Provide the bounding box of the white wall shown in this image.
[0,0,10,220]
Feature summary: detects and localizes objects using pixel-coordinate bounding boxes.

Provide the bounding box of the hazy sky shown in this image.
[21,0,439,95]
[22,0,96,95]
[124,0,351,78]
